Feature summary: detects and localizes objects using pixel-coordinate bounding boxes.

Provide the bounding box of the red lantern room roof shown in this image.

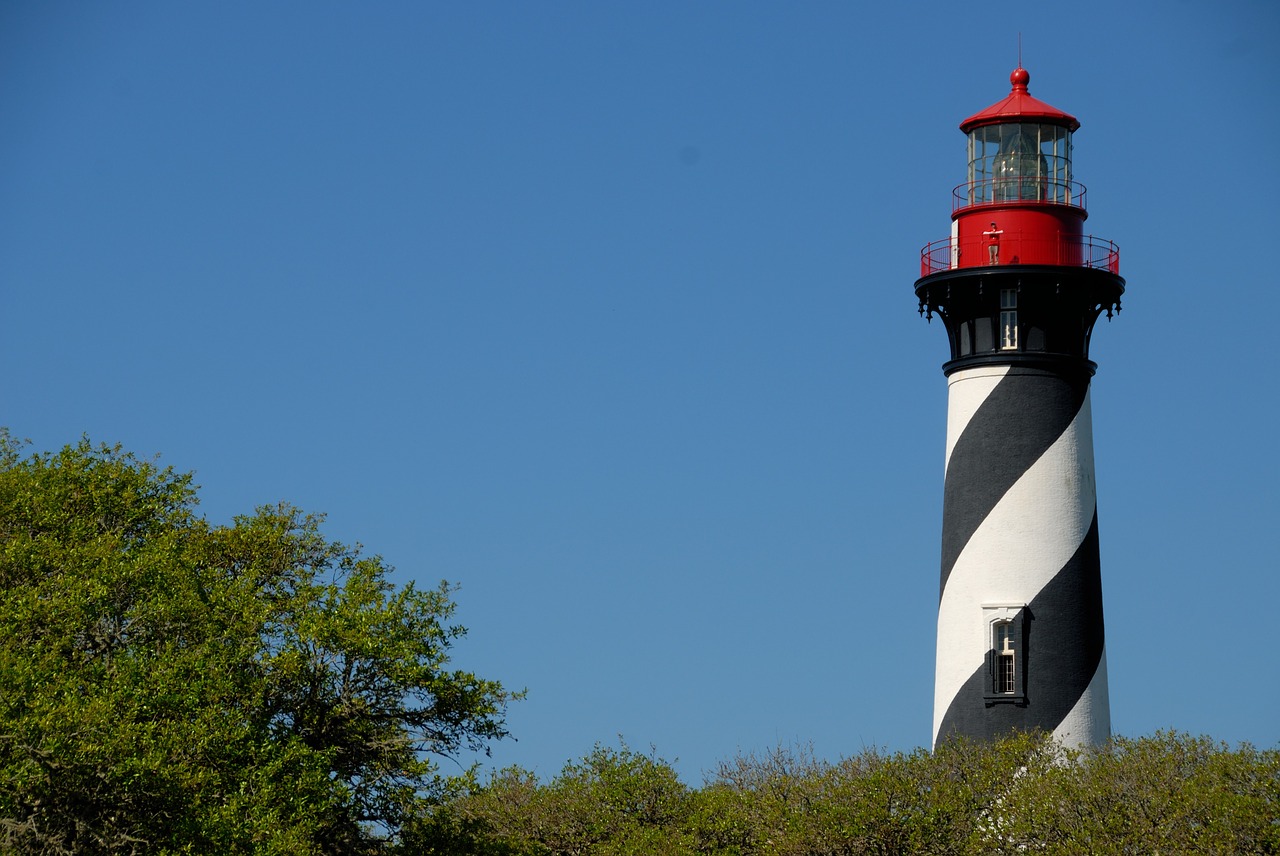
[959,68,1080,133]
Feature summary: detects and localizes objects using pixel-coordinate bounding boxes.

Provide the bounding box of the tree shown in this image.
[417,733,1279,855]
[407,741,694,856]
[0,432,518,854]
[993,731,1280,855]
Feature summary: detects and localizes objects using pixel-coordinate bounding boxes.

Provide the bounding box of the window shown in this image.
[1000,289,1018,350]
[983,604,1027,704]
[995,622,1016,694]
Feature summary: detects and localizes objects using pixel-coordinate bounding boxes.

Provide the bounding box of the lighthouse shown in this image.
[916,68,1124,749]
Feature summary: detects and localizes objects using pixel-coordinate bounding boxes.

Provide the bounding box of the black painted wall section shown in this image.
[913,265,1125,369]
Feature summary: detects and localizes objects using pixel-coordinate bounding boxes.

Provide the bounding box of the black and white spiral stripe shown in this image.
[933,364,1110,749]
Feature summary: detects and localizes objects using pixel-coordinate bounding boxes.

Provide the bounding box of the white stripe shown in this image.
[944,366,1009,475]
[934,390,1097,742]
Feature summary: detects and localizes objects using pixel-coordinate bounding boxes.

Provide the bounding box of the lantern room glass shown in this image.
[966,123,1073,205]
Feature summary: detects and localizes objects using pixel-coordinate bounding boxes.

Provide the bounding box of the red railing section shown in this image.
[920,233,1120,277]
[951,178,1089,214]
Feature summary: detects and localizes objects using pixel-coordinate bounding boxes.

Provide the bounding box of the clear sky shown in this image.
[3,1,1277,783]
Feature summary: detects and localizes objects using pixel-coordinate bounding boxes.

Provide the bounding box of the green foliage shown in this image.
[419,733,1279,855]
[991,731,1280,855]
[406,742,696,855]
[689,733,1055,856]
[0,432,518,854]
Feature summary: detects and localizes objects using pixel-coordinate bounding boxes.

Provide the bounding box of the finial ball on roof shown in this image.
[1011,67,1030,89]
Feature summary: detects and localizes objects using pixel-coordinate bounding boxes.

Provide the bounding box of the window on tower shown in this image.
[983,605,1027,704]
[1000,289,1018,350]
[995,622,1016,694]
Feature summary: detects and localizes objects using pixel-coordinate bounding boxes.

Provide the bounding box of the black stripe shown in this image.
[939,368,1090,599]
[935,512,1106,744]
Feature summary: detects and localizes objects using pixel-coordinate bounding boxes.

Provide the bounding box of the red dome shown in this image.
[959,68,1080,133]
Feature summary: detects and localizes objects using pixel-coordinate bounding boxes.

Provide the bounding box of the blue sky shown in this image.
[3,1,1277,783]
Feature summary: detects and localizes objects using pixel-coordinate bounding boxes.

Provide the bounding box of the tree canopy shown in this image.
[0,432,519,854]
[414,733,1280,855]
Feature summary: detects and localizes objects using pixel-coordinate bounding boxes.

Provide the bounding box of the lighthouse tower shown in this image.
[916,68,1124,749]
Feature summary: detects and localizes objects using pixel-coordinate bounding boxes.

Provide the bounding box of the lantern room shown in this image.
[960,67,1078,206]
[919,68,1119,275]
[964,121,1074,206]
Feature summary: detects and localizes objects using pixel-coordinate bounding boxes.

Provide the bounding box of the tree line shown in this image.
[0,433,1274,854]
[416,733,1279,855]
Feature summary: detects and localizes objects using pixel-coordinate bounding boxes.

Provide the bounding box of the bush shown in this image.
[415,733,1279,855]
